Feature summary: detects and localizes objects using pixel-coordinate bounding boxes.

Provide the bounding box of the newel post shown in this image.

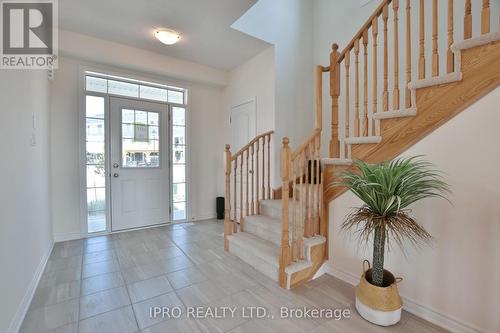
[279,137,291,288]
[329,43,341,158]
[224,144,232,251]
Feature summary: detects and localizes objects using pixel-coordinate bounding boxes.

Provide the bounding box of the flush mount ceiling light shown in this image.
[154,29,181,45]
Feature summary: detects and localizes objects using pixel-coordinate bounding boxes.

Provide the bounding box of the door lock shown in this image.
[113,163,119,168]
[113,173,119,178]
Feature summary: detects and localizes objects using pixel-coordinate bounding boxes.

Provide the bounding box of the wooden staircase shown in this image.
[223,0,500,289]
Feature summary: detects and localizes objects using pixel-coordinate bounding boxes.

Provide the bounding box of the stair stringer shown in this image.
[325,39,500,202]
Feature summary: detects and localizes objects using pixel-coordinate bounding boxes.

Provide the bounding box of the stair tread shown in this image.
[228,232,280,267]
[244,214,281,232]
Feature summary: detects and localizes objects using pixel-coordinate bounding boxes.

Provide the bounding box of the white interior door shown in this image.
[230,99,256,220]
[110,97,170,231]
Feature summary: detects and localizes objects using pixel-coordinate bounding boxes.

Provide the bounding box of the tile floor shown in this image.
[19,219,448,333]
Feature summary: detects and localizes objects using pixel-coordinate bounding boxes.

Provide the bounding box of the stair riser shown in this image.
[243,221,282,246]
[228,240,278,282]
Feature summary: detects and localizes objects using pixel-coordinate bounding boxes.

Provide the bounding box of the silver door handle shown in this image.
[113,173,119,178]
[113,163,119,168]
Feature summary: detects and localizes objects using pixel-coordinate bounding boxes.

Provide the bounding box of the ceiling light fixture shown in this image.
[154,29,181,45]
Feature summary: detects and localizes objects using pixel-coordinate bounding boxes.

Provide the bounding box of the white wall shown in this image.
[327,88,500,333]
[0,71,53,333]
[222,46,276,191]
[51,46,226,240]
[232,0,315,183]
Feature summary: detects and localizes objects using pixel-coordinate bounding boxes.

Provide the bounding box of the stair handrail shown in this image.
[323,0,493,160]
[224,130,274,251]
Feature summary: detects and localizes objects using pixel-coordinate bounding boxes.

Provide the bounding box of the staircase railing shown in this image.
[224,130,274,250]
[323,0,494,160]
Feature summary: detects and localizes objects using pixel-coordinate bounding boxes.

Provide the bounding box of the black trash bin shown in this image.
[216,197,224,220]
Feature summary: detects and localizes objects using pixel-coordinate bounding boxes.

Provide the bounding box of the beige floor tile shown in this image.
[30,280,81,309]
[81,271,124,296]
[127,275,173,303]
[19,299,79,333]
[166,266,208,290]
[82,258,120,278]
[141,318,203,333]
[79,286,130,319]
[78,306,138,333]
[132,291,185,329]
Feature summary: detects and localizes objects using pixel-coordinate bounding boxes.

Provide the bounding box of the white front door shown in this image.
[110,97,170,231]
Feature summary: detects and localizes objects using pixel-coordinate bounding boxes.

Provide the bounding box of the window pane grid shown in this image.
[85,95,107,233]
[86,75,186,105]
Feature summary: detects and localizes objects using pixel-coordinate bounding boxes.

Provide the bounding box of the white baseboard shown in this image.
[322,262,484,333]
[190,215,218,222]
[8,241,54,333]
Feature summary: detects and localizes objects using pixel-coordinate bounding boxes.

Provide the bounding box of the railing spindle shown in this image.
[255,139,260,214]
[419,0,425,79]
[315,135,321,235]
[250,143,255,215]
[261,136,265,201]
[383,4,389,112]
[246,149,249,219]
[305,147,310,237]
[267,134,271,199]
[464,0,472,39]
[279,138,291,288]
[224,145,232,251]
[447,0,455,74]
[310,144,315,236]
[362,30,368,136]
[345,50,351,146]
[330,44,340,157]
[240,153,244,230]
[432,0,439,77]
[393,0,400,110]
[233,157,237,232]
[406,0,412,108]
[482,0,490,35]
[354,39,360,135]
[299,155,304,259]
[292,160,297,261]
[372,17,379,135]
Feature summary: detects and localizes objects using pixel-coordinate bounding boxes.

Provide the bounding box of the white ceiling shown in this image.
[59,0,271,70]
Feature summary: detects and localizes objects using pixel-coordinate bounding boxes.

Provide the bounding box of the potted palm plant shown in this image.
[338,156,450,326]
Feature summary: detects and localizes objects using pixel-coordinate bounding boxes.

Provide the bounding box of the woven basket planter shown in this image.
[355,260,403,326]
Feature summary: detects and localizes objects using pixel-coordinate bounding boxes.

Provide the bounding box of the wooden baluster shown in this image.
[298,155,304,259]
[354,39,360,135]
[310,144,315,237]
[261,136,265,201]
[224,145,232,251]
[304,147,310,237]
[482,0,490,35]
[250,143,255,215]
[233,157,237,233]
[447,0,455,74]
[419,0,426,79]
[330,43,341,157]
[246,149,249,219]
[362,30,368,136]
[345,50,351,148]
[383,4,389,112]
[406,0,412,108]
[393,0,400,110]
[432,0,439,77]
[255,138,260,214]
[464,0,472,39]
[240,153,244,231]
[267,134,271,199]
[372,17,378,135]
[292,160,297,261]
[279,138,291,288]
[316,66,323,130]
[315,135,321,235]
